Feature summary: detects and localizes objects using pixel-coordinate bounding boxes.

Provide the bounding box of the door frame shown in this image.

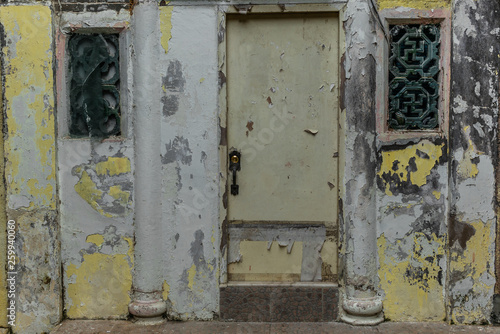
[217,3,347,285]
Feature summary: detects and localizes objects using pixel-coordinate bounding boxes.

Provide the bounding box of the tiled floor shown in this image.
[50,320,500,334]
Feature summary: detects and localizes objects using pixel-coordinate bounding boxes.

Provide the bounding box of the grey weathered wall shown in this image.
[449,0,500,324]
[160,5,220,320]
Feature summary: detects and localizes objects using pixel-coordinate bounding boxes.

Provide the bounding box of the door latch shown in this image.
[229,151,241,195]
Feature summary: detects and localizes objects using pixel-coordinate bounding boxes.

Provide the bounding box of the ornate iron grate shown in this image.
[389,24,440,130]
[69,34,120,137]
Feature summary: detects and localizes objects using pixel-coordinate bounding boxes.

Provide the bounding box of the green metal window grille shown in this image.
[69,34,120,137]
[389,24,440,130]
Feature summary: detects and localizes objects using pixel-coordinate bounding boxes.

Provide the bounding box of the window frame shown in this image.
[375,8,451,142]
[56,12,132,140]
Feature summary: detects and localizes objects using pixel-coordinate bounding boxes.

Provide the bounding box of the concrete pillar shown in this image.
[128,0,166,324]
[339,0,383,326]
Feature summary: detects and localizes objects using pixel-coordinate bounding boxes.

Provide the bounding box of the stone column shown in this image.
[128,0,166,324]
[339,0,383,325]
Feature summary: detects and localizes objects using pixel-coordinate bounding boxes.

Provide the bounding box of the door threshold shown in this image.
[220,282,339,321]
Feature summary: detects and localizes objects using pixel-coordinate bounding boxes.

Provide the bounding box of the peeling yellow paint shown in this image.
[66,237,133,318]
[378,140,444,196]
[187,264,197,290]
[74,170,107,215]
[1,6,56,210]
[377,0,451,10]
[27,178,54,207]
[86,234,105,247]
[432,191,441,200]
[95,157,131,176]
[74,157,133,217]
[160,6,174,54]
[163,280,171,300]
[450,220,494,324]
[457,126,480,179]
[378,232,446,321]
[109,185,130,205]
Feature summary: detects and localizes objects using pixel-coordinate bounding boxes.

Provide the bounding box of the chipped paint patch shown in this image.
[457,126,480,180]
[95,157,131,176]
[378,232,446,321]
[160,6,174,54]
[377,0,451,10]
[66,234,133,318]
[73,157,133,218]
[74,171,104,213]
[432,191,442,200]
[86,234,104,247]
[378,140,444,196]
[187,264,197,291]
[449,220,495,324]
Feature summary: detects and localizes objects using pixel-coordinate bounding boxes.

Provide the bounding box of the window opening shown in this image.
[388,24,440,130]
[69,33,120,137]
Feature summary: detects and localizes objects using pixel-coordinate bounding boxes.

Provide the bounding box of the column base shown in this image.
[129,299,167,325]
[341,297,384,326]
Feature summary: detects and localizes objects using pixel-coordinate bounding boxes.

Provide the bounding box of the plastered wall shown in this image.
[0,0,499,332]
[159,5,220,319]
[1,4,61,333]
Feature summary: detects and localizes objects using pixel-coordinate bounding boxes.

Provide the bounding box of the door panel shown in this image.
[226,13,339,282]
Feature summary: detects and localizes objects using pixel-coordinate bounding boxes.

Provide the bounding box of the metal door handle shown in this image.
[229,151,241,195]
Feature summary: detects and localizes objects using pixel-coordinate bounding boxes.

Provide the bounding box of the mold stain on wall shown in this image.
[449,219,495,324]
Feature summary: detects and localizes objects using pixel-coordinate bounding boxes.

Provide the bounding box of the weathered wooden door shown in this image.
[226,13,339,282]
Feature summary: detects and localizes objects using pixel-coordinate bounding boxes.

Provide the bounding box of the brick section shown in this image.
[220,285,339,322]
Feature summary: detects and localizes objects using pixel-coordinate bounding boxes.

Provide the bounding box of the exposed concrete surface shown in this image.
[51,320,500,334]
